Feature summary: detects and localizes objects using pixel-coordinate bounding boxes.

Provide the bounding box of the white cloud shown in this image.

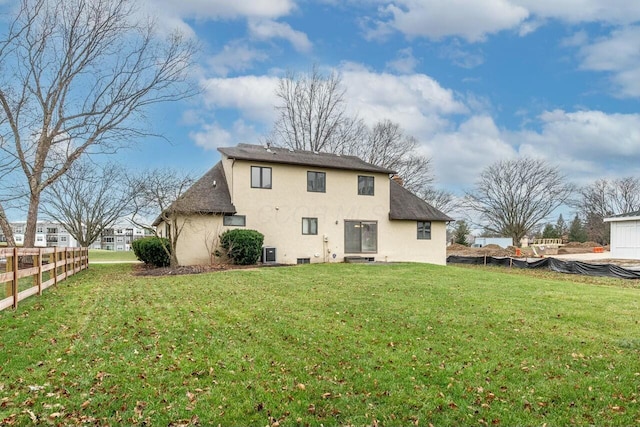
[340,64,467,136]
[509,109,640,187]
[150,0,296,20]
[440,42,484,68]
[367,1,640,42]
[370,0,529,42]
[427,116,517,190]
[207,41,269,77]
[515,0,640,25]
[248,19,313,53]
[577,26,640,97]
[190,120,261,150]
[200,75,280,123]
[385,48,419,74]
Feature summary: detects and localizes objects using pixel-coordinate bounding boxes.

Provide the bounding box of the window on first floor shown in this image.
[358,175,374,196]
[307,171,326,192]
[302,217,318,235]
[345,220,377,253]
[223,215,246,226]
[251,166,272,189]
[417,221,431,240]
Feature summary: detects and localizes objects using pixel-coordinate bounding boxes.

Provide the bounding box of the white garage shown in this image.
[604,211,640,259]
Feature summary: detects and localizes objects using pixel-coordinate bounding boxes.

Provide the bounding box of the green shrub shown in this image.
[220,229,264,265]
[132,236,171,267]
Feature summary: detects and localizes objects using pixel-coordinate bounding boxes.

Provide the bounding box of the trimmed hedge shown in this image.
[132,236,171,267]
[220,229,264,265]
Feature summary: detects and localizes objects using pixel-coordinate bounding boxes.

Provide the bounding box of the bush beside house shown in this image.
[220,229,264,265]
[132,236,171,267]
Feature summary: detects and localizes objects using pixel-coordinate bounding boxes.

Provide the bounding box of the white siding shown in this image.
[610,220,640,259]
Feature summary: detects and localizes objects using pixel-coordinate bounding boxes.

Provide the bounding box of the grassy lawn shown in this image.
[1,263,639,426]
[88,249,138,262]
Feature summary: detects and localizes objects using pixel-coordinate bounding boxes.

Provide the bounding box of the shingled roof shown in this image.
[604,210,640,222]
[389,180,454,222]
[218,143,395,174]
[152,162,235,226]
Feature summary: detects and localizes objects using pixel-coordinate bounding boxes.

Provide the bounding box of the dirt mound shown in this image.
[564,241,601,248]
[447,243,469,251]
[447,244,516,258]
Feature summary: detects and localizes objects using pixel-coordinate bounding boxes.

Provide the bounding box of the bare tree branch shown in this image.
[465,157,574,245]
[41,159,136,246]
[0,0,196,247]
[129,168,195,267]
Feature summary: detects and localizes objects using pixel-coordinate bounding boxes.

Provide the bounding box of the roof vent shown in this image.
[313,151,319,154]
[288,148,294,152]
[266,148,272,152]
[212,180,217,188]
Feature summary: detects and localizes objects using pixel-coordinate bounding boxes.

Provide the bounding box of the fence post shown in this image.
[63,248,68,278]
[36,248,42,295]
[12,246,18,309]
[53,247,58,287]
[5,250,13,298]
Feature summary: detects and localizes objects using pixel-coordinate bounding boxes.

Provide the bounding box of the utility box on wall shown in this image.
[262,246,276,263]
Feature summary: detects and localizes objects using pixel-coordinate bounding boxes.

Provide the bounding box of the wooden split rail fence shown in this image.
[0,247,88,312]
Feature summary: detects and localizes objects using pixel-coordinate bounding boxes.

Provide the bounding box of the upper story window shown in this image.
[307,171,326,193]
[36,227,43,233]
[251,166,272,189]
[358,175,374,196]
[417,221,431,240]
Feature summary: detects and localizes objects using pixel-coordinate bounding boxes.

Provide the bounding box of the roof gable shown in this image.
[152,162,235,226]
[218,143,395,174]
[389,180,453,222]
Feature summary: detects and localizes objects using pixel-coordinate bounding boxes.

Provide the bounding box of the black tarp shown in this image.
[446,255,640,279]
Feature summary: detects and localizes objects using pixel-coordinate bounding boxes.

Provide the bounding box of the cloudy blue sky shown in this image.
[11,0,640,199]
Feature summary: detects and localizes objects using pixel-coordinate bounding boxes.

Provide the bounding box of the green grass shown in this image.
[88,249,138,262]
[1,263,639,426]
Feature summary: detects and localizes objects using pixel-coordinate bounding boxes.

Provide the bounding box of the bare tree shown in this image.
[571,176,640,244]
[129,168,195,268]
[465,157,574,245]
[267,65,366,152]
[0,0,195,247]
[346,119,434,195]
[41,160,136,247]
[268,69,448,207]
[421,186,457,214]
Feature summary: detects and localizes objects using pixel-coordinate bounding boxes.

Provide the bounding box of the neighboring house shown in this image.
[604,211,640,259]
[155,143,453,266]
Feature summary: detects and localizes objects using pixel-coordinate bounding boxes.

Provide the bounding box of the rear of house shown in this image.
[156,144,452,266]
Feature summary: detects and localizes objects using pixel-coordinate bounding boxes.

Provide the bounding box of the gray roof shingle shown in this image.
[389,180,454,222]
[152,162,235,226]
[218,143,395,174]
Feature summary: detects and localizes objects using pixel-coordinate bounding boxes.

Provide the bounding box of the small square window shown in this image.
[251,166,272,189]
[297,258,311,264]
[417,221,431,240]
[307,171,326,192]
[223,215,246,227]
[358,176,374,196]
[302,217,318,235]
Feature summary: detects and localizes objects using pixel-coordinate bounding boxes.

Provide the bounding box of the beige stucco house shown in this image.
[155,143,453,266]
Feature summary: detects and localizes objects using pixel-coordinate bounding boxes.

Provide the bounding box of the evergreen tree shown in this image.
[556,214,567,240]
[453,220,471,246]
[568,215,588,243]
[542,223,559,239]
